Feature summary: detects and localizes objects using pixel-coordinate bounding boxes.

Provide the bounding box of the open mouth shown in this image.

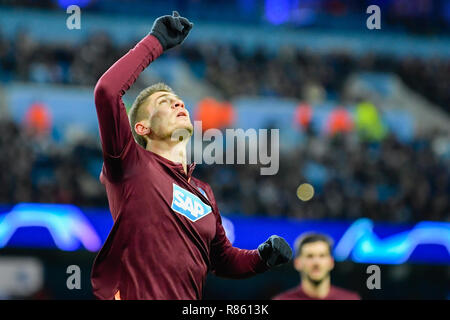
[177,111,187,117]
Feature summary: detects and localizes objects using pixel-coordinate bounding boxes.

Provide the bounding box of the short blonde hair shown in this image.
[128,82,175,148]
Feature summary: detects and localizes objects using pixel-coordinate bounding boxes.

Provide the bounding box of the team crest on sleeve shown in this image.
[197,187,208,200]
[171,184,212,222]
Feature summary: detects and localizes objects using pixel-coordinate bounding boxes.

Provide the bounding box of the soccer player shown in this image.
[91,11,292,300]
[272,232,360,300]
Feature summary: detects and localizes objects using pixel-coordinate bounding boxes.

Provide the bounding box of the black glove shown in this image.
[258,235,292,268]
[150,11,193,51]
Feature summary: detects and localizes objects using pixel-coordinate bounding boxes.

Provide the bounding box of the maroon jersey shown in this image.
[90,34,268,300]
[272,284,361,300]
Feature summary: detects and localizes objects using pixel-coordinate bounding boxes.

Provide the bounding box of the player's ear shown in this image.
[135,120,151,136]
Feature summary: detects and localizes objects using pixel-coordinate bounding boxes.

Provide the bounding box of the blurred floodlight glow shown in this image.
[335,218,450,264]
[0,205,448,264]
[297,183,314,201]
[265,0,291,25]
[222,216,235,244]
[57,0,92,9]
[0,203,101,251]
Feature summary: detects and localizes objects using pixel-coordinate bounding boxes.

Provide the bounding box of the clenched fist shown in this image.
[150,11,193,51]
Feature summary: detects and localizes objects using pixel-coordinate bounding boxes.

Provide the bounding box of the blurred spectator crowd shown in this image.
[185,43,450,114]
[0,29,449,113]
[198,130,449,222]
[0,29,449,223]
[0,117,448,222]
[0,119,105,207]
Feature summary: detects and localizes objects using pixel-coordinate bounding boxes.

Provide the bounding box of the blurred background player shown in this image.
[272,232,360,300]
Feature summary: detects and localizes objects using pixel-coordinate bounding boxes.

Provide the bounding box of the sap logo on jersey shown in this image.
[171,184,212,222]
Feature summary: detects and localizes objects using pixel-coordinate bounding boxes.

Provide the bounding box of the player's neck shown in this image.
[147,139,188,174]
[301,275,331,299]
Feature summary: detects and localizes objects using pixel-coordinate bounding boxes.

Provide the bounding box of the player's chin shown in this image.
[308,271,327,282]
[169,124,193,141]
[178,121,193,134]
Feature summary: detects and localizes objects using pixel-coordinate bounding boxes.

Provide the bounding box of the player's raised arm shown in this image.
[93,11,193,158]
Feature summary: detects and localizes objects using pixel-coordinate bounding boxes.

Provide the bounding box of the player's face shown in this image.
[146,91,193,140]
[294,241,334,283]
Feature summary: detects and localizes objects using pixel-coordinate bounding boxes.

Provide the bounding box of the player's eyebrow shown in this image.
[155,93,181,104]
